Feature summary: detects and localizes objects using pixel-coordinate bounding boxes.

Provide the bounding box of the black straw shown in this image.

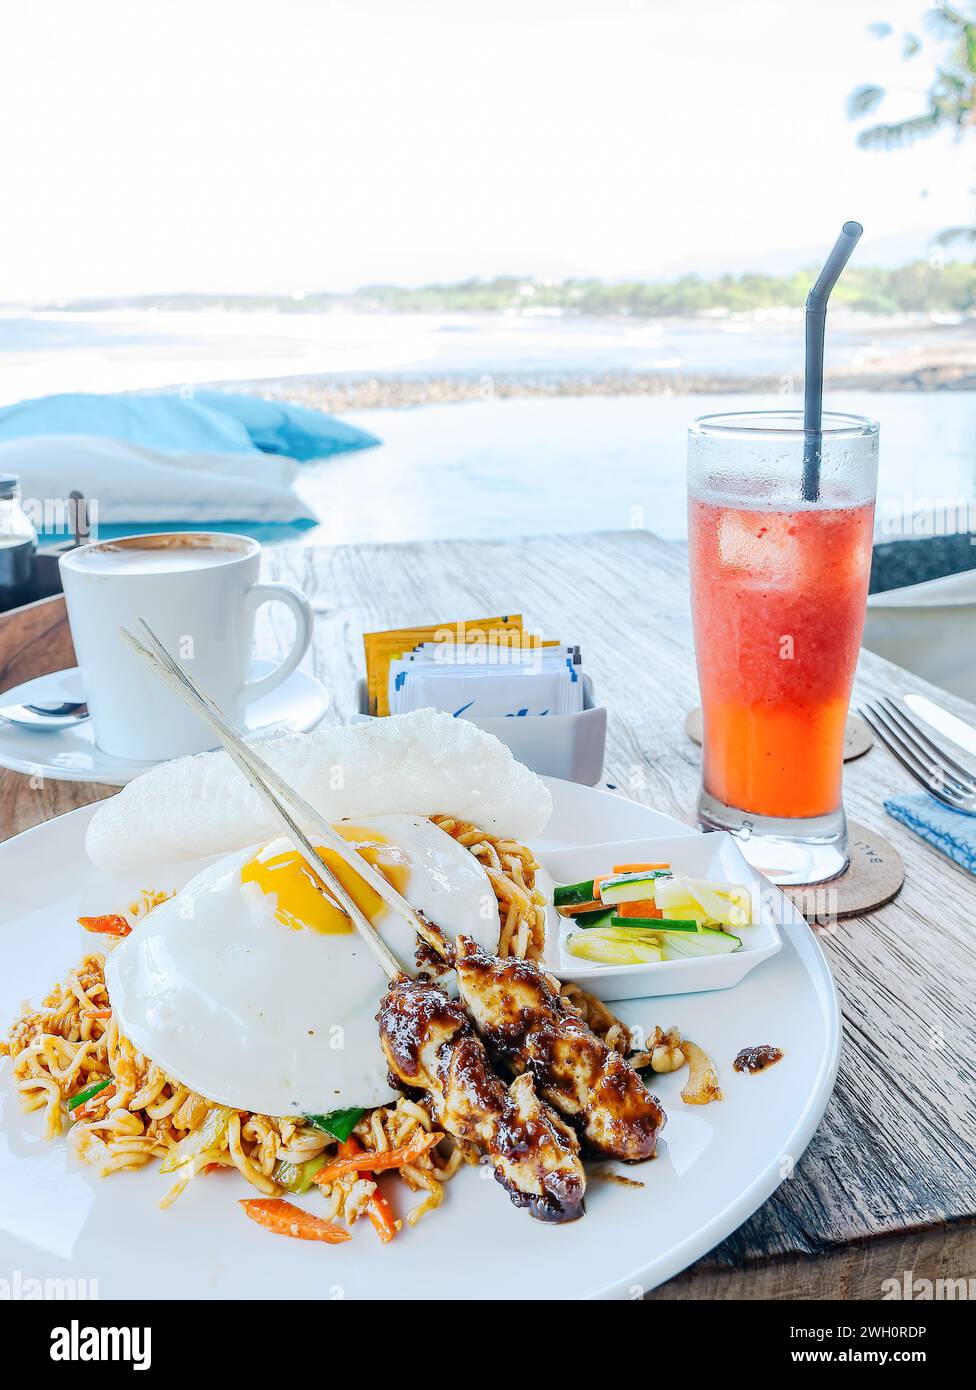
[802,220,863,502]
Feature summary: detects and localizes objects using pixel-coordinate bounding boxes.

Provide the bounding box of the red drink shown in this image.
[689,496,875,820]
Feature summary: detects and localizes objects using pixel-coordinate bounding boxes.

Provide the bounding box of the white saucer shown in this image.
[0,665,330,785]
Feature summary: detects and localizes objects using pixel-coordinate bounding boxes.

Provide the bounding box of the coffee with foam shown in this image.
[69,535,247,575]
[60,531,313,761]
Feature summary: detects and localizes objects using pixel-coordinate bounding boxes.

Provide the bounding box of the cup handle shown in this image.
[239,582,314,707]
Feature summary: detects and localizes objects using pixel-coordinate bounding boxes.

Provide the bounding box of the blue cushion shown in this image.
[191,390,380,460]
[0,392,257,455]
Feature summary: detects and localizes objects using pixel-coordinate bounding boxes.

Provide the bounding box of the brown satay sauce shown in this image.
[733,1044,784,1074]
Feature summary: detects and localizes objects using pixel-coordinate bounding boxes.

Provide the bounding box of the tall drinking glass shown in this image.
[688,411,878,885]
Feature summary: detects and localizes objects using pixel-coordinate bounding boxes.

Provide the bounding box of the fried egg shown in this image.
[104,815,499,1115]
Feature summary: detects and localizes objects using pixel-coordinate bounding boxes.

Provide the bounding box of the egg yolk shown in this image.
[240,826,408,934]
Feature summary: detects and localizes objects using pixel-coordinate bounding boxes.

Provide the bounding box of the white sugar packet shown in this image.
[388,649,585,718]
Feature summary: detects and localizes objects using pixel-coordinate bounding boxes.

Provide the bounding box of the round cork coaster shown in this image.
[783,821,904,920]
[683,707,873,761]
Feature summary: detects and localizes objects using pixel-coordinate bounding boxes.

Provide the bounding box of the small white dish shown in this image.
[538,831,788,1002]
[0,664,330,785]
[353,676,607,785]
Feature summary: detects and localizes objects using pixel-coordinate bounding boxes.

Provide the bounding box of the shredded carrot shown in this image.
[78,914,131,938]
[83,1008,113,1019]
[612,863,669,874]
[614,901,664,920]
[314,1130,443,1187]
[240,1198,351,1243]
[339,1136,400,1243]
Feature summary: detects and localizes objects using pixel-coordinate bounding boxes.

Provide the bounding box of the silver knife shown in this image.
[904,693,976,759]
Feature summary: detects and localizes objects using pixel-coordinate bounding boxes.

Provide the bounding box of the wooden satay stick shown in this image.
[127,618,452,967]
[120,623,406,982]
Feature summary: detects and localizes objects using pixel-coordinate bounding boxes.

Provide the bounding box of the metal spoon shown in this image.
[0,700,89,730]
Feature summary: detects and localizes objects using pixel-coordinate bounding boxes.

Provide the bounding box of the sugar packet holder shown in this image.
[352,675,606,786]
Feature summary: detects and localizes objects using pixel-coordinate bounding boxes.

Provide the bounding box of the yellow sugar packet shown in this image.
[364,615,524,716]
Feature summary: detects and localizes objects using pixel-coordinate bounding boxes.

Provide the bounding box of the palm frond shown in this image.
[847,84,886,118]
[933,224,976,248]
[856,110,945,149]
[925,5,969,40]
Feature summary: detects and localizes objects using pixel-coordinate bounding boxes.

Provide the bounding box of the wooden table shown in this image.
[3,530,976,1299]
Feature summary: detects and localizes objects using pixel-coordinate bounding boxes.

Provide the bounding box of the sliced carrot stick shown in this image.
[78,914,131,938]
[366,1190,399,1244]
[240,1198,351,1243]
[313,1129,443,1186]
[339,1136,401,1244]
[612,863,669,874]
[614,901,664,920]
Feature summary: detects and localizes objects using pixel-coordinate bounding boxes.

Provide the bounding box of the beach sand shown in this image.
[232,340,976,413]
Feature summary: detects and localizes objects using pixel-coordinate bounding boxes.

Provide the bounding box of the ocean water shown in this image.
[298,391,976,546]
[1,309,973,548]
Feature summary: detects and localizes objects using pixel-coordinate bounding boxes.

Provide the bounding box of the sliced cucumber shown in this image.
[553,878,597,909]
[600,871,665,905]
[571,906,617,930]
[609,914,699,932]
[659,927,741,959]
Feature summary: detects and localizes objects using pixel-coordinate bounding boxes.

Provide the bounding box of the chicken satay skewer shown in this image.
[455,937,665,1162]
[379,976,584,1223]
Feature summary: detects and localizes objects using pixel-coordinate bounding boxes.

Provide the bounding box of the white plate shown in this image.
[0,665,330,785]
[539,832,784,1001]
[0,779,841,1300]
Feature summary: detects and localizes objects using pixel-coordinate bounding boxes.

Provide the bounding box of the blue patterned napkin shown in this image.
[885,793,976,875]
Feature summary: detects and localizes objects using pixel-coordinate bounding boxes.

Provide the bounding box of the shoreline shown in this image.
[235,358,976,412]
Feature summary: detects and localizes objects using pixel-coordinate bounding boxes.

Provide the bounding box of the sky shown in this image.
[0,0,971,300]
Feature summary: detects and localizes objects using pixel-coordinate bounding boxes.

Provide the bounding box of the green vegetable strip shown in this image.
[274,1153,328,1194]
[306,1107,365,1141]
[67,1077,112,1111]
[552,879,596,907]
[572,907,616,929]
[608,916,700,933]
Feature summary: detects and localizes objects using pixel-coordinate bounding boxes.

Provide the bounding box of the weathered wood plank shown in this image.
[0,596,116,836]
[648,1222,976,1301]
[0,593,75,689]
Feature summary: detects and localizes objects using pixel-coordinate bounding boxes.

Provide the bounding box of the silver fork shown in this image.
[860,697,976,816]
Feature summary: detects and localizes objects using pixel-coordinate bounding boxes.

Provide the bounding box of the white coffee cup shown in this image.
[60,531,314,761]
